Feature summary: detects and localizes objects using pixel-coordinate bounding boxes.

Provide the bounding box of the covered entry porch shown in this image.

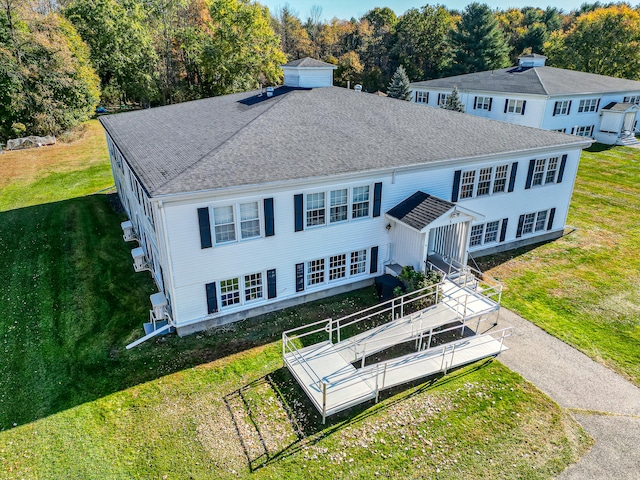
[385,191,481,275]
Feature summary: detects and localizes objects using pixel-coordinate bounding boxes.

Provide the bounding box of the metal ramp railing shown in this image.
[283,275,508,423]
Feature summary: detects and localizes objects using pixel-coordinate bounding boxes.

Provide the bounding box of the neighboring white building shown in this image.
[410,54,640,146]
[100,58,591,338]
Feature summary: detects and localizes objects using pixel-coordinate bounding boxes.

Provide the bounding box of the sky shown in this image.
[261,0,586,20]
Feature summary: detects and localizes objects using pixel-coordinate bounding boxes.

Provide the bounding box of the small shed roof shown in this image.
[601,102,639,112]
[386,192,455,231]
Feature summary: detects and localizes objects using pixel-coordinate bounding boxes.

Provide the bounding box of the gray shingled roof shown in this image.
[601,102,638,112]
[387,192,454,231]
[410,66,640,96]
[100,86,588,197]
[282,57,336,68]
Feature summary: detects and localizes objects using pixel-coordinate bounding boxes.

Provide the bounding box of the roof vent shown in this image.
[354,84,362,92]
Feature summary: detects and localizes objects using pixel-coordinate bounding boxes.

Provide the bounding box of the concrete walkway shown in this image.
[494,308,640,479]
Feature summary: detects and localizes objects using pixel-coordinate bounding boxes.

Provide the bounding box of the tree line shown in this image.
[1,0,639,140]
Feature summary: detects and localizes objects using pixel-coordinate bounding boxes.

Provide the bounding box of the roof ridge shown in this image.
[532,67,549,95]
[154,91,292,195]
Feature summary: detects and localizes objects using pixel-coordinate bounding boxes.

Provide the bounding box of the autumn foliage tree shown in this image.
[544,5,640,80]
[0,0,100,138]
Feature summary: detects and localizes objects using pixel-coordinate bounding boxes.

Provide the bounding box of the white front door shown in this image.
[623,112,635,133]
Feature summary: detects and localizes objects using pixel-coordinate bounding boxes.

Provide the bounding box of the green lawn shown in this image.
[0,123,598,477]
[478,144,640,386]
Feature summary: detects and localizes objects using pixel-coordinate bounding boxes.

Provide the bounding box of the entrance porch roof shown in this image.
[385,191,483,233]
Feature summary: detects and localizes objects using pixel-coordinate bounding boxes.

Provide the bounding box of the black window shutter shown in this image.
[516,215,525,238]
[504,99,508,113]
[488,98,493,111]
[547,208,556,230]
[557,154,568,183]
[370,246,379,274]
[596,99,600,110]
[508,162,518,192]
[473,96,478,109]
[197,207,213,249]
[525,159,536,189]
[264,198,275,237]
[205,282,217,314]
[553,101,558,116]
[415,91,418,102]
[571,127,575,134]
[521,100,527,115]
[451,170,461,202]
[294,194,304,232]
[426,92,429,103]
[438,93,442,104]
[267,269,277,299]
[373,182,382,217]
[567,100,572,114]
[295,263,304,292]
[499,218,509,242]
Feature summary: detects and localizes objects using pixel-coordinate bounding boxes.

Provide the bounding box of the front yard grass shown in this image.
[477,144,640,386]
[0,121,592,477]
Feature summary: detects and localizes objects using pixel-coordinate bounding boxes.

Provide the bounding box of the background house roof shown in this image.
[100,86,587,197]
[410,66,640,96]
[386,192,455,231]
[282,57,336,68]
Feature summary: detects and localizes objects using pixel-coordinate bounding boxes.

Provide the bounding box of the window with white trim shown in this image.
[553,100,570,115]
[475,96,491,110]
[306,192,326,227]
[534,210,547,232]
[350,250,367,275]
[507,99,524,114]
[460,170,475,199]
[574,125,594,137]
[532,157,560,187]
[240,202,260,239]
[352,186,370,218]
[578,98,598,113]
[415,91,428,103]
[470,221,500,247]
[493,164,508,193]
[329,254,346,280]
[522,213,536,235]
[306,249,369,287]
[244,273,263,301]
[553,128,567,133]
[476,168,492,196]
[307,259,325,285]
[330,189,348,223]
[459,164,512,199]
[438,93,449,106]
[220,278,240,307]
[532,158,545,186]
[213,206,236,243]
[623,95,640,105]
[305,185,373,227]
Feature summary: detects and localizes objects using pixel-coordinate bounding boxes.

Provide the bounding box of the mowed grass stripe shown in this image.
[480,144,640,385]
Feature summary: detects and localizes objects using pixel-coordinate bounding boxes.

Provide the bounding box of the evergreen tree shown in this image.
[387,65,411,100]
[451,3,511,74]
[443,86,465,112]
